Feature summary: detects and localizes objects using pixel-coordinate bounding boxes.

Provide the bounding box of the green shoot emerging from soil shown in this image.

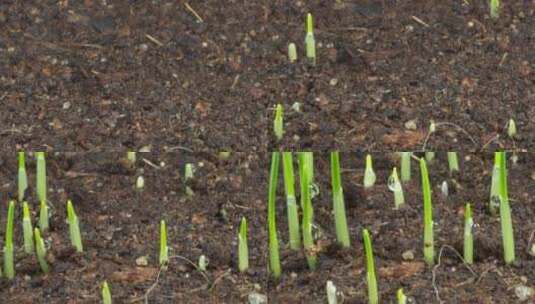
[160,220,168,266]
[22,202,35,254]
[288,43,297,63]
[4,200,15,279]
[363,154,376,189]
[326,280,337,304]
[136,176,145,191]
[388,167,405,209]
[425,152,435,162]
[67,200,83,253]
[198,255,208,271]
[268,152,281,278]
[127,151,136,165]
[400,152,412,182]
[507,119,516,138]
[420,158,435,266]
[238,217,249,272]
[300,156,317,270]
[397,288,407,304]
[282,152,301,250]
[36,152,47,205]
[39,199,49,231]
[490,0,500,19]
[497,152,515,264]
[330,152,350,248]
[305,13,316,65]
[362,229,378,304]
[102,281,112,304]
[34,228,49,273]
[274,104,284,141]
[464,203,474,264]
[18,152,27,202]
[489,152,501,215]
[447,152,459,173]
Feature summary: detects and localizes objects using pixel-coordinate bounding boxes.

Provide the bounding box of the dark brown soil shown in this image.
[1,1,534,150]
[0,152,533,303]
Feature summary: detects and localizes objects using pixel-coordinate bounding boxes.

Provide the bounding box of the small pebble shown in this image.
[402,250,415,261]
[529,244,535,256]
[63,102,71,110]
[404,120,417,130]
[248,292,267,304]
[329,78,338,86]
[514,285,534,302]
[136,256,149,266]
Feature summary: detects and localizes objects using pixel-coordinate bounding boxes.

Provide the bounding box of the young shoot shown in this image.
[198,255,208,271]
[400,152,412,182]
[490,0,500,19]
[160,220,168,266]
[282,152,301,250]
[420,158,435,266]
[136,176,145,191]
[300,158,317,270]
[67,200,83,253]
[489,152,501,215]
[363,154,376,189]
[126,151,136,165]
[288,43,297,63]
[441,180,449,197]
[18,152,28,202]
[397,288,407,304]
[425,151,435,162]
[39,199,49,231]
[185,163,195,196]
[464,203,474,265]
[34,228,49,273]
[4,200,15,279]
[507,118,516,138]
[22,202,35,254]
[274,104,284,141]
[102,281,112,304]
[238,217,249,272]
[497,152,515,264]
[305,13,316,66]
[362,229,378,304]
[326,280,337,304]
[36,152,47,204]
[268,152,281,278]
[330,152,350,248]
[388,167,405,209]
[447,152,459,173]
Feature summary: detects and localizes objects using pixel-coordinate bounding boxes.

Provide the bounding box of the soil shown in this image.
[0,152,534,303]
[1,1,534,150]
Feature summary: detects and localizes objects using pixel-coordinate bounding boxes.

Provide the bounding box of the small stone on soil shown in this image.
[248,292,267,304]
[404,120,417,130]
[514,285,534,302]
[402,250,415,261]
[136,256,149,266]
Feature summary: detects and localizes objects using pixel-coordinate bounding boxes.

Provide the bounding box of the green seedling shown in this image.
[238,217,249,272]
[447,152,459,173]
[388,167,405,209]
[4,200,15,279]
[397,288,407,304]
[282,152,301,250]
[39,199,49,231]
[274,104,284,141]
[507,119,516,138]
[288,43,297,63]
[185,163,195,196]
[425,152,435,162]
[330,152,350,248]
[400,152,412,182]
[34,228,49,273]
[127,151,136,165]
[326,280,337,304]
[136,176,145,190]
[362,229,378,304]
[300,157,317,270]
[67,200,83,253]
[489,152,501,215]
[18,152,28,202]
[102,281,112,304]
[160,220,168,266]
[198,255,208,271]
[22,202,34,254]
[497,152,515,264]
[464,203,474,264]
[268,152,281,278]
[305,13,316,65]
[420,158,435,266]
[490,0,500,19]
[363,154,376,189]
[441,181,449,197]
[36,152,47,204]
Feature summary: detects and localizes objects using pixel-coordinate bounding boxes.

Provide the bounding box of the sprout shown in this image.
[326,280,337,304]
[185,163,195,196]
[4,200,15,279]
[198,255,208,271]
[274,104,284,141]
[497,152,515,264]
[218,151,231,160]
[268,152,281,278]
[489,153,501,215]
[363,154,376,189]
[34,228,49,273]
[397,288,407,304]
[36,152,47,205]
[441,181,449,197]
[39,199,49,231]
[67,200,83,253]
[159,220,168,266]
[490,0,500,19]
[282,152,301,250]
[136,176,145,190]
[425,152,435,162]
[330,152,350,248]
[400,152,412,182]
[362,229,378,304]
[464,203,474,265]
[102,281,112,304]
[429,120,436,133]
[126,151,136,165]
[388,167,405,209]
[447,152,459,173]
[238,217,249,272]
[507,119,517,138]
[22,202,35,254]
[288,43,297,63]
[18,152,27,202]
[300,155,317,270]
[305,13,316,66]
[420,158,435,266]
